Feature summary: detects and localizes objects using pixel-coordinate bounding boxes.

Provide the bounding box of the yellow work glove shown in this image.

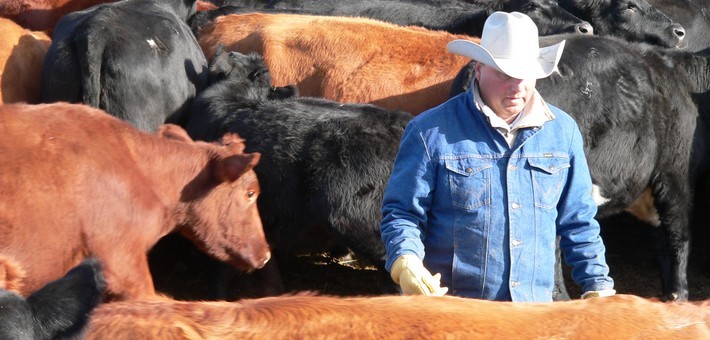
[390,255,448,296]
[581,289,616,299]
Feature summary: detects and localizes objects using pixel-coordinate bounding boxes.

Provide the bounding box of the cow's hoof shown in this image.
[663,292,688,302]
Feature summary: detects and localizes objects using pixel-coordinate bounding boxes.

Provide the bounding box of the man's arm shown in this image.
[380,121,447,295]
[556,122,615,297]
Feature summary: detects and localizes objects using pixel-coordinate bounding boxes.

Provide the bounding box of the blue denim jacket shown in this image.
[380,88,614,302]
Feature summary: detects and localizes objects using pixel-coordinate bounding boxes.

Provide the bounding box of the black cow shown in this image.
[203,0,593,36]
[648,0,710,52]
[182,48,413,298]
[40,0,209,131]
[0,258,105,340]
[557,0,686,48]
[450,34,710,301]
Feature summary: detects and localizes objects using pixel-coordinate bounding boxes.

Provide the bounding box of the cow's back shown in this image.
[197,12,475,115]
[41,0,209,131]
[0,18,51,104]
[85,294,710,339]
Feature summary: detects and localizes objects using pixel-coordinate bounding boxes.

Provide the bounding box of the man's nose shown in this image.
[509,78,526,92]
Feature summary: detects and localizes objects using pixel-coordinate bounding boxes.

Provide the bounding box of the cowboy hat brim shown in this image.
[447,39,566,80]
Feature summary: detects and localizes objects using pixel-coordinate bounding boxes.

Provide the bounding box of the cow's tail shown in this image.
[77,33,106,108]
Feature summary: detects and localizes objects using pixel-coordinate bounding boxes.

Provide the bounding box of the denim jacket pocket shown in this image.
[445,158,492,211]
[527,157,570,210]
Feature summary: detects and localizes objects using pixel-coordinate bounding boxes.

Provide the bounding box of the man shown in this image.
[379,11,615,302]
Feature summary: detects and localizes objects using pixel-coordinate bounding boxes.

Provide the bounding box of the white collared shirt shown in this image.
[473,81,556,147]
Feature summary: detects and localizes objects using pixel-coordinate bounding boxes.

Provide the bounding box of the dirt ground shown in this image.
[149,210,710,302]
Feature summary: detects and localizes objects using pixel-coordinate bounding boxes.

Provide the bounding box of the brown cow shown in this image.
[85,294,710,339]
[0,17,50,104]
[1,0,221,35]
[196,12,480,115]
[0,102,270,301]
[0,0,118,34]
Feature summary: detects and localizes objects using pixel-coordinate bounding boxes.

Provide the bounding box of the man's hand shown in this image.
[390,255,448,296]
[581,289,616,299]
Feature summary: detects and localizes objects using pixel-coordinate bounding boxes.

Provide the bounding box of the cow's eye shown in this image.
[626,2,638,11]
[247,191,256,198]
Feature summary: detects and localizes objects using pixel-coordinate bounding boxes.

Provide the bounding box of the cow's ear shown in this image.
[216,153,261,183]
[209,46,234,78]
[220,133,247,153]
[26,259,105,339]
[157,124,193,143]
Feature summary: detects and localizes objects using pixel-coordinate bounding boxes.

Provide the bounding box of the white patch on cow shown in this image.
[147,39,158,49]
[591,184,610,206]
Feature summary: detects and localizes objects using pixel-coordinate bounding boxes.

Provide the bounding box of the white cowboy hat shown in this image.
[447,11,565,80]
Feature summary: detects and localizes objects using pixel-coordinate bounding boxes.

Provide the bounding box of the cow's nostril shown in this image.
[672,23,686,39]
[577,22,594,35]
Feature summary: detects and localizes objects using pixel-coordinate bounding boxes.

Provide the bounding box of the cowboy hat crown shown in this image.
[447,11,565,79]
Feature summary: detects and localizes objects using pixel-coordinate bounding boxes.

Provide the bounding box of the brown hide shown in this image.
[197,13,479,115]
[0,255,25,294]
[0,0,118,34]
[85,294,710,339]
[626,187,661,227]
[0,18,50,104]
[0,103,270,301]
[0,0,223,35]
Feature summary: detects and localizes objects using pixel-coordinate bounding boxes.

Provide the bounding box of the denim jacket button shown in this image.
[512,239,522,247]
[466,167,473,173]
[511,202,520,209]
[508,165,517,171]
[511,281,520,287]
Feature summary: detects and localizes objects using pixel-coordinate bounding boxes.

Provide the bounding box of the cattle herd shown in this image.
[1,0,710,338]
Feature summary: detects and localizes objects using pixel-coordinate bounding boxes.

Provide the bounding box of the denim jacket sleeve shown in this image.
[556,121,615,293]
[380,120,433,272]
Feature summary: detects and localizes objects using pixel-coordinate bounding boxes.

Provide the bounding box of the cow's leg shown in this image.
[651,176,691,301]
[102,254,156,301]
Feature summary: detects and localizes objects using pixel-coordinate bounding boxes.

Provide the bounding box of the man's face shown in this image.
[474,62,537,120]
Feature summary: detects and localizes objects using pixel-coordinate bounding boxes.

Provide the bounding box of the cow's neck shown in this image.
[123,130,212,235]
[688,53,710,105]
[675,51,710,123]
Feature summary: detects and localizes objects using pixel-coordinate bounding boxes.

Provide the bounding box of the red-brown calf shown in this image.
[0,103,270,301]
[0,17,50,104]
[85,294,710,339]
[196,12,480,115]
